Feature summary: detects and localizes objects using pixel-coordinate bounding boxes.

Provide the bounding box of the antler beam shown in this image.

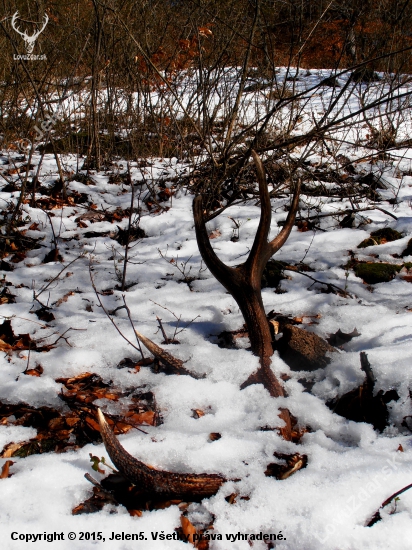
[97,409,225,499]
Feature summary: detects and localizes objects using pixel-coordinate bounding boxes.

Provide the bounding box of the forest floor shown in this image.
[1,68,412,549]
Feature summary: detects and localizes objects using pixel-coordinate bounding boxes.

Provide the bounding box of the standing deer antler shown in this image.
[11,12,48,54]
[193,151,301,438]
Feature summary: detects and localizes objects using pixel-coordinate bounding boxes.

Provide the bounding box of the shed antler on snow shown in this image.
[97,409,225,499]
[194,152,300,436]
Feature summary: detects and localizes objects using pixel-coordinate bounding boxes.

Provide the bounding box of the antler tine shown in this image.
[11,12,25,37]
[267,177,301,257]
[39,13,49,33]
[246,151,273,272]
[247,151,301,267]
[11,11,49,43]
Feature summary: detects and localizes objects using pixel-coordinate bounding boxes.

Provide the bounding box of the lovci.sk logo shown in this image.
[11,11,48,60]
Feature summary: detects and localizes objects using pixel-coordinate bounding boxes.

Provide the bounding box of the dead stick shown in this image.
[366,482,412,526]
[156,317,169,344]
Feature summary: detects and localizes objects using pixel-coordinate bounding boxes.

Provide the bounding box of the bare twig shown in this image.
[51,327,86,347]
[156,316,170,344]
[149,299,200,339]
[121,295,145,359]
[284,267,353,298]
[367,482,412,527]
[34,253,85,302]
[279,206,398,226]
[89,263,142,355]
[121,163,134,291]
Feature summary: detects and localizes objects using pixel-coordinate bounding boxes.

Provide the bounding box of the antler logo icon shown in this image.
[11,12,48,54]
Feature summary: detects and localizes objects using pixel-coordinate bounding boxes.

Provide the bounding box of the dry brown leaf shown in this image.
[65,415,80,427]
[209,230,221,240]
[278,455,306,480]
[92,388,118,401]
[58,372,93,385]
[67,390,94,403]
[11,251,27,263]
[135,357,154,367]
[181,515,197,546]
[54,429,73,440]
[112,421,134,434]
[84,416,101,432]
[297,221,311,232]
[48,417,66,430]
[198,26,213,37]
[71,503,85,514]
[129,509,143,517]
[398,444,404,452]
[24,365,44,377]
[24,369,41,377]
[125,411,156,426]
[0,339,13,351]
[1,442,24,458]
[14,338,27,350]
[0,460,14,479]
[192,409,205,419]
[55,291,75,306]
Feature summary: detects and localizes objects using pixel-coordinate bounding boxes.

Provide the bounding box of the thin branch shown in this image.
[89,264,142,354]
[156,317,170,344]
[150,299,200,338]
[121,295,145,359]
[278,206,398,226]
[284,267,352,298]
[367,482,412,527]
[34,253,85,301]
[121,163,134,291]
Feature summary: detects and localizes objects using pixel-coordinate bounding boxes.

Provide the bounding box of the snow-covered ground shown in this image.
[1,69,412,549]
